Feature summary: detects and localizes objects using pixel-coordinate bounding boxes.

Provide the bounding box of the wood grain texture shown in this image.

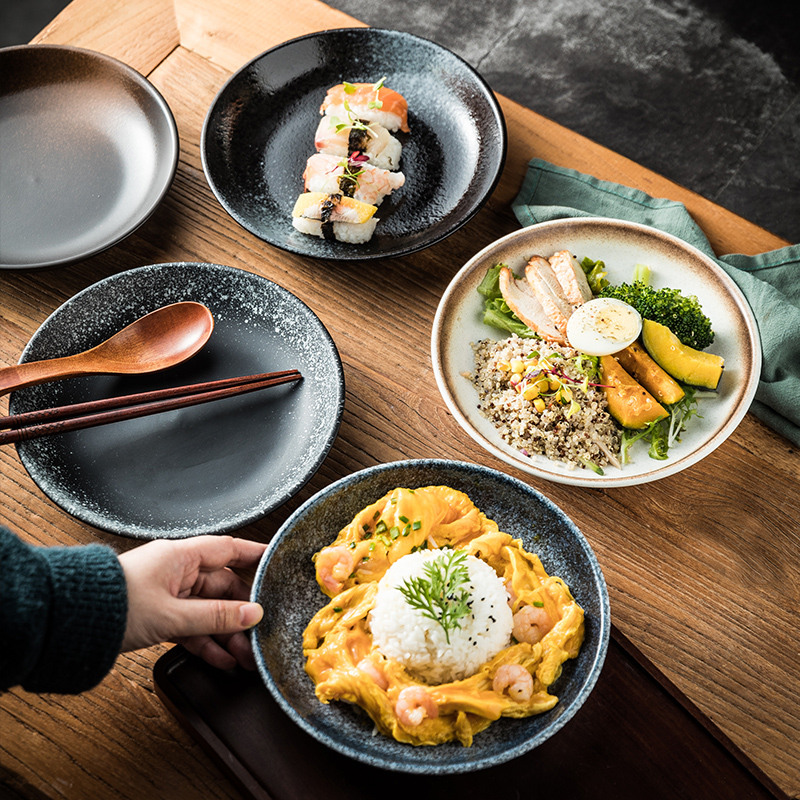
[2,0,799,798]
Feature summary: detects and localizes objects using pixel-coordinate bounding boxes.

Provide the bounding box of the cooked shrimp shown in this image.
[395,686,439,727]
[357,658,389,691]
[512,604,554,645]
[493,664,534,702]
[315,545,356,594]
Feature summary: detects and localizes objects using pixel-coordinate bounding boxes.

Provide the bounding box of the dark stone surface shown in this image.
[2,0,797,244]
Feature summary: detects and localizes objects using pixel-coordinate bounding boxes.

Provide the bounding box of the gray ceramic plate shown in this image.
[431,218,762,488]
[201,27,506,260]
[0,45,178,270]
[251,459,609,774]
[10,263,344,538]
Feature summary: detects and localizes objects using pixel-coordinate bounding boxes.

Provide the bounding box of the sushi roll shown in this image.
[303,153,405,206]
[314,116,402,172]
[292,191,378,244]
[320,79,409,133]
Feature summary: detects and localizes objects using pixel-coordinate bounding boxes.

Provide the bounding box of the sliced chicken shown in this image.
[498,266,565,343]
[549,250,594,306]
[524,255,574,337]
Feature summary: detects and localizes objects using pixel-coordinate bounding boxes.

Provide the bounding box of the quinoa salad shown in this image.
[471,335,621,470]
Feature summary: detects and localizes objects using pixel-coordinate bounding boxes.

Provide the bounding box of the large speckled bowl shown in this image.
[251,459,609,774]
[202,28,506,260]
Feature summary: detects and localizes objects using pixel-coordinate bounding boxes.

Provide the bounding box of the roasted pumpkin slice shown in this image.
[613,341,685,405]
[600,355,668,429]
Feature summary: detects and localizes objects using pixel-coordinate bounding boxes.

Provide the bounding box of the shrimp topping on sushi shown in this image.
[313,117,402,172]
[321,78,409,133]
[303,153,405,206]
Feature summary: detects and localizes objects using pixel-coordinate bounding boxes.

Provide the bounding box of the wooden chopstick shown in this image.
[0,370,302,445]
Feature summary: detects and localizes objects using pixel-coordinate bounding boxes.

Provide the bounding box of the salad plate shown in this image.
[201,27,506,260]
[251,459,609,774]
[10,263,345,538]
[0,45,178,270]
[431,218,761,488]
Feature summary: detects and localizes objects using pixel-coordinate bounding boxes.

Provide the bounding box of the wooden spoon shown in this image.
[0,302,215,398]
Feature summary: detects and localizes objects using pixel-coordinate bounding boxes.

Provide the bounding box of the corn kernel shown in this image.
[549,380,560,391]
[509,373,522,387]
[497,360,511,372]
[510,358,525,374]
[533,397,546,412]
[522,384,540,401]
[561,386,573,402]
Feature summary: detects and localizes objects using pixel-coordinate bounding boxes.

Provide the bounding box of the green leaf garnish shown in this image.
[396,550,472,644]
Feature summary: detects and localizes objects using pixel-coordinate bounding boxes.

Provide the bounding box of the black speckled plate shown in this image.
[251,459,609,774]
[201,28,507,260]
[0,45,178,270]
[10,263,345,539]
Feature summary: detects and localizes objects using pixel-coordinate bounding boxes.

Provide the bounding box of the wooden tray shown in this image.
[153,627,787,800]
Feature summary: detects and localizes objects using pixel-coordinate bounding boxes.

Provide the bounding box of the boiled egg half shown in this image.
[566,297,642,356]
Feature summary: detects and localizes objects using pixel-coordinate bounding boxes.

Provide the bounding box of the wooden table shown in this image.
[1,0,798,797]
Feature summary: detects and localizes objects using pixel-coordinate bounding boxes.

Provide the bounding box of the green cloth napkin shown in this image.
[512,158,800,447]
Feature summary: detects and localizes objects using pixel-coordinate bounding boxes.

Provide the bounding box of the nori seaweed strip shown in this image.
[320,192,341,241]
[347,124,371,156]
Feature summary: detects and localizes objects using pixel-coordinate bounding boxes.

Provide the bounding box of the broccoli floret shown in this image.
[598,281,714,350]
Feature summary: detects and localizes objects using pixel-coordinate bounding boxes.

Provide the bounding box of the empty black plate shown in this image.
[10,263,345,539]
[201,28,507,260]
[0,45,179,270]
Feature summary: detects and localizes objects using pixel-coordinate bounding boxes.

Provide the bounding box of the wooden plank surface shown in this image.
[2,0,798,797]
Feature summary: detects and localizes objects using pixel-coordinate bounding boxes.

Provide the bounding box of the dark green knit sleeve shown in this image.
[0,526,128,694]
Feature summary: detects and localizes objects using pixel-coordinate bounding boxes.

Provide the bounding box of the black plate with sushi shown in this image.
[201,28,507,260]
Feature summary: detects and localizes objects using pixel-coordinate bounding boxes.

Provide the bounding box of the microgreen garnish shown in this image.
[368,76,386,109]
[396,550,472,644]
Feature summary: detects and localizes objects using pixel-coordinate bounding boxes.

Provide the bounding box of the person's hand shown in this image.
[118,535,268,671]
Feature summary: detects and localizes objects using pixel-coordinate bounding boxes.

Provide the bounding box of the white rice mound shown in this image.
[369,549,513,685]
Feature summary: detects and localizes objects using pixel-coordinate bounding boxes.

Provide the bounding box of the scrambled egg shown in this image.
[303,485,584,746]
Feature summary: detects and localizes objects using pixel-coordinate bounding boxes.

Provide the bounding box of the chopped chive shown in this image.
[533,600,544,607]
[399,515,409,524]
[333,606,343,613]
[376,521,388,534]
[412,520,422,530]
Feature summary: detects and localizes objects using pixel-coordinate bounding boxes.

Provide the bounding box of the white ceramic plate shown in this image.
[431,218,761,488]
